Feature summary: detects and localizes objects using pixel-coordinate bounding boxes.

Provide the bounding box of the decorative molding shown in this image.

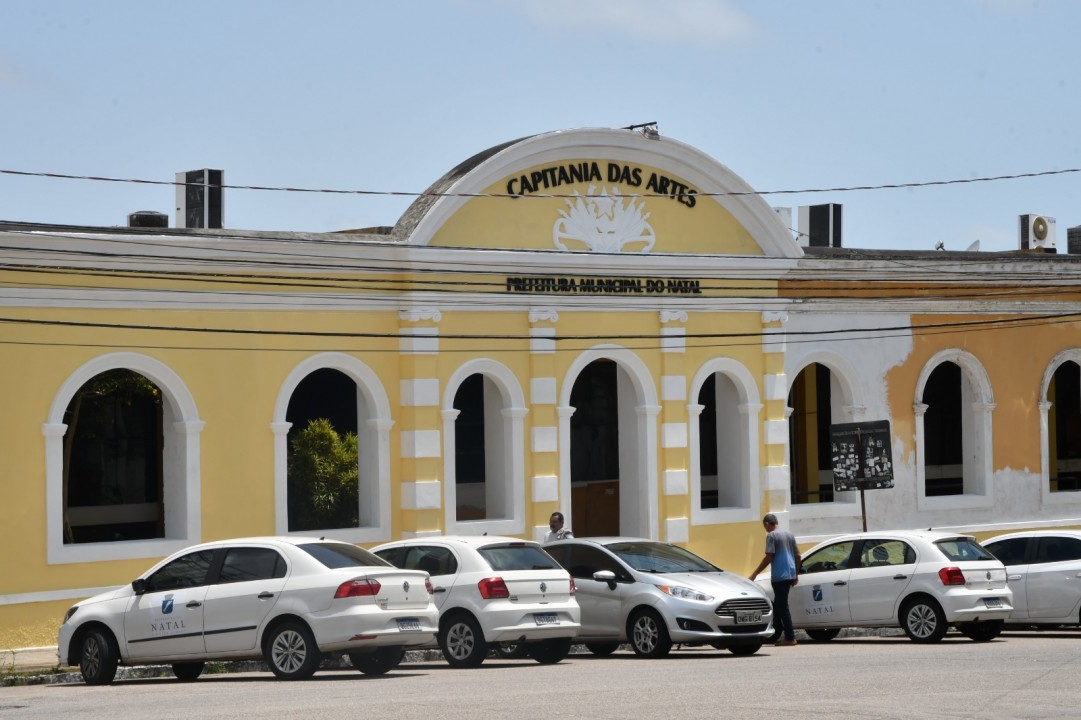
[529,308,559,324]
[398,308,442,323]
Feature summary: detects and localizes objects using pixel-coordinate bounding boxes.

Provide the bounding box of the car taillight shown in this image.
[569,577,576,596]
[335,577,381,598]
[938,567,967,586]
[478,577,510,599]
[425,578,434,595]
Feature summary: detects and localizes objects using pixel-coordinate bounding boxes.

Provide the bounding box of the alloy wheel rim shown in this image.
[448,622,474,660]
[909,605,937,638]
[272,629,307,672]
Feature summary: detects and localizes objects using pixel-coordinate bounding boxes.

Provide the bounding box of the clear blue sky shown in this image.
[2,0,1078,252]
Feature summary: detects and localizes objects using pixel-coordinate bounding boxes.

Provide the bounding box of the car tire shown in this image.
[628,609,672,658]
[494,642,530,659]
[79,628,119,686]
[584,642,620,656]
[265,621,321,680]
[727,643,762,656]
[439,613,488,668]
[348,646,405,675]
[172,661,205,681]
[900,597,948,643]
[805,628,841,642]
[529,637,572,664]
[957,620,1004,642]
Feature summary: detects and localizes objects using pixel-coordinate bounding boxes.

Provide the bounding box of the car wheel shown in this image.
[727,643,762,656]
[494,642,530,659]
[172,661,205,681]
[957,620,1004,642]
[439,613,488,668]
[348,646,405,675]
[584,642,620,656]
[530,637,572,664]
[628,609,672,658]
[805,628,841,642]
[79,628,119,686]
[265,621,321,680]
[900,597,947,643]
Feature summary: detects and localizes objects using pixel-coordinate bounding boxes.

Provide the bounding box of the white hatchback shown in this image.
[57,537,439,684]
[372,536,580,667]
[756,529,1013,642]
[982,530,1081,627]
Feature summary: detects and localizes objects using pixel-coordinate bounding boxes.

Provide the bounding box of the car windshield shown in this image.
[299,542,392,569]
[606,542,719,573]
[478,544,561,571]
[934,538,995,562]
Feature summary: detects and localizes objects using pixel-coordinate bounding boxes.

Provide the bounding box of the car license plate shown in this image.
[984,598,1002,608]
[735,611,762,624]
[534,613,558,625]
[396,617,422,631]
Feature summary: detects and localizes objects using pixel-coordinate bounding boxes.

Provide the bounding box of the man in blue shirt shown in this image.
[750,513,800,646]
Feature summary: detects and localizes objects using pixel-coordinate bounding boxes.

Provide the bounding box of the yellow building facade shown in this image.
[2,128,1080,647]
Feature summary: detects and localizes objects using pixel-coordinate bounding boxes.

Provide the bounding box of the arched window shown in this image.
[688,359,761,525]
[1040,353,1081,501]
[442,360,526,536]
[273,354,392,543]
[915,350,994,510]
[45,353,202,564]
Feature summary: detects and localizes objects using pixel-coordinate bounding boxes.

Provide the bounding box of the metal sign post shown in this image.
[830,420,894,531]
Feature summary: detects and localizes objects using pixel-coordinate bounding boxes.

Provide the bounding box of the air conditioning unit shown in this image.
[1019,214,1056,250]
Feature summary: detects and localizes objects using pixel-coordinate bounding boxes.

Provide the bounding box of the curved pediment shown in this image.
[396,127,801,258]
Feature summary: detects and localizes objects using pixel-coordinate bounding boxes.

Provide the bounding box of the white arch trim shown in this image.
[272,353,393,543]
[442,358,528,535]
[558,345,660,539]
[915,349,995,511]
[44,352,203,565]
[688,358,762,525]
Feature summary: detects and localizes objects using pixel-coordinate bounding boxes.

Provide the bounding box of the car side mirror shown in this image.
[593,570,618,590]
[131,578,147,595]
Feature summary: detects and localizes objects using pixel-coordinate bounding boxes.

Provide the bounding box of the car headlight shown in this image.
[62,606,78,624]
[658,585,714,602]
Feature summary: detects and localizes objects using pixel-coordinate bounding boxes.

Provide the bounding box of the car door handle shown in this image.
[258,592,275,599]
[893,575,908,580]
[433,587,446,593]
[1008,574,1023,581]
[186,600,202,608]
[833,581,847,586]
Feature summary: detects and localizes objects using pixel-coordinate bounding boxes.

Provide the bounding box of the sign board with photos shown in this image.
[830,420,894,492]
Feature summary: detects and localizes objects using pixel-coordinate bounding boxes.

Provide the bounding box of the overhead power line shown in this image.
[2,166,1079,199]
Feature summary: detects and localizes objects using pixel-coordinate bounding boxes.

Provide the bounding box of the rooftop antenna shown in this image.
[623,121,659,139]
[934,241,945,251]
[964,239,981,252]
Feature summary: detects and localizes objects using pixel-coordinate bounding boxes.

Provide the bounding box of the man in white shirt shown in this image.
[544,511,573,542]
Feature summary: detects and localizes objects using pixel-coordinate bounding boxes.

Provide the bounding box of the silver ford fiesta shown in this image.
[543,537,774,657]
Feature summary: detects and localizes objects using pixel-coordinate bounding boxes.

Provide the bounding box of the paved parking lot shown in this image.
[4,631,1081,719]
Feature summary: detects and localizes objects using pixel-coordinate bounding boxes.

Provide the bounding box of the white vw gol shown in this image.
[372,536,580,667]
[756,529,1013,643]
[58,537,439,685]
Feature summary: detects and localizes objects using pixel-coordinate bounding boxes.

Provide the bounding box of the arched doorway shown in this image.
[561,349,658,538]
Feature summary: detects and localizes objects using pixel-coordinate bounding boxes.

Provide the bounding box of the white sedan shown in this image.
[982,530,1081,627]
[57,537,439,684]
[372,536,580,667]
[756,529,1013,642]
